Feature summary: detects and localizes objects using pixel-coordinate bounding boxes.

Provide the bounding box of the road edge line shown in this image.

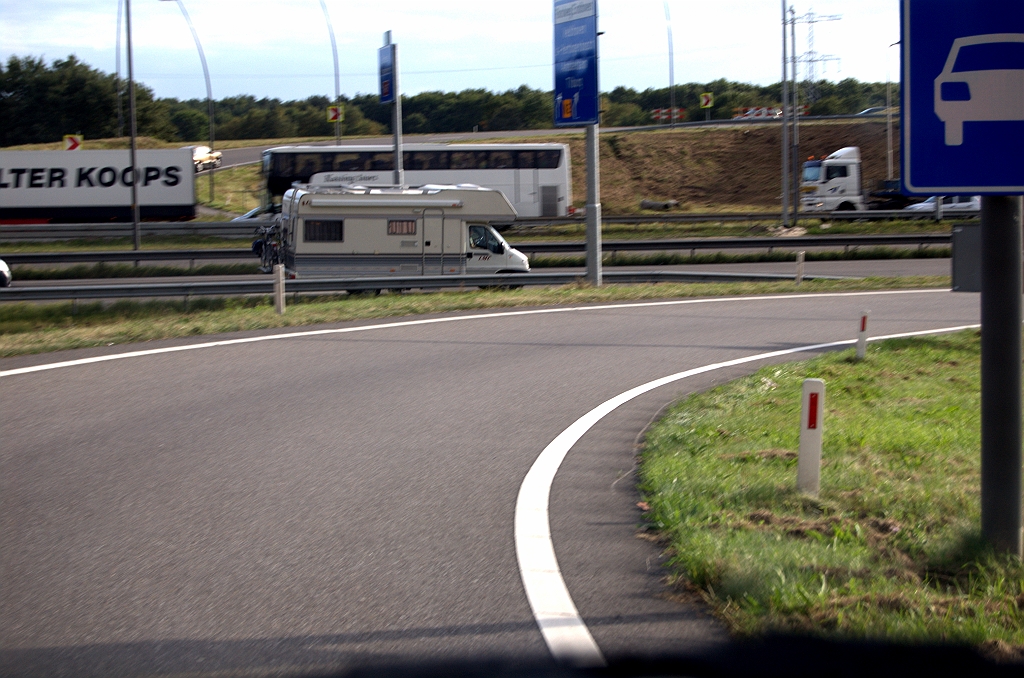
[513,323,979,666]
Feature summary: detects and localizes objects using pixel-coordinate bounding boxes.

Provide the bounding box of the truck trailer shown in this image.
[0,149,195,223]
[275,179,529,279]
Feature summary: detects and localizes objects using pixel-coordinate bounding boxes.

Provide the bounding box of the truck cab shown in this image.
[800,146,866,212]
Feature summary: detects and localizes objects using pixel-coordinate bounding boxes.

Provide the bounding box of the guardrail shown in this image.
[0,269,851,303]
[0,221,274,242]
[516,233,952,256]
[0,208,975,242]
[3,234,951,267]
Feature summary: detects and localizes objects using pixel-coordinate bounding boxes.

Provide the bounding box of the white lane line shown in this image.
[514,323,979,666]
[0,289,948,378]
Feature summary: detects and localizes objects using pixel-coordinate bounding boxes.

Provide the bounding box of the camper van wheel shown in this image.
[836,202,856,211]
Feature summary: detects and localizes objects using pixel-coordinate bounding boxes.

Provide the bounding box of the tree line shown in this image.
[0,55,896,148]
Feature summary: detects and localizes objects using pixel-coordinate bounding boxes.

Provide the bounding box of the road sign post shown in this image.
[700,92,713,121]
[554,0,601,285]
[380,33,403,186]
[902,0,1024,556]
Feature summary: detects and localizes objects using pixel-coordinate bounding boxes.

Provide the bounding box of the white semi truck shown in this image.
[274,179,530,279]
[799,146,917,212]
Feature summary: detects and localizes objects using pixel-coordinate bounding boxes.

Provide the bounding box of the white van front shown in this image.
[466,224,530,273]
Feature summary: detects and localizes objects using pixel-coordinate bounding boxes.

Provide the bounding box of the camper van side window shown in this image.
[388,219,416,235]
[304,219,343,242]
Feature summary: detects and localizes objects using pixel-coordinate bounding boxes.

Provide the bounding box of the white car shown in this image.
[904,195,981,212]
[934,33,1024,146]
[0,258,11,287]
[190,145,223,172]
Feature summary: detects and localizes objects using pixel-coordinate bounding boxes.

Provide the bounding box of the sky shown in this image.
[0,1,902,103]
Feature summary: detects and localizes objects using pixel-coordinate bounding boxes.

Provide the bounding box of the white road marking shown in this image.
[514,323,979,666]
[0,289,947,378]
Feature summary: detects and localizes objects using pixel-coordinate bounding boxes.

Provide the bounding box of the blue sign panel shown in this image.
[553,0,599,127]
[379,44,396,105]
[902,0,1024,194]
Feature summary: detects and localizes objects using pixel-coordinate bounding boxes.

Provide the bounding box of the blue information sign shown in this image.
[379,44,396,105]
[901,0,1024,194]
[553,0,599,127]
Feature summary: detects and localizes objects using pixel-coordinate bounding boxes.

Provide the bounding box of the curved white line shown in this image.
[0,289,947,378]
[514,323,979,666]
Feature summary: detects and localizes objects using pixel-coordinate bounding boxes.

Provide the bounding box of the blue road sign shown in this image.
[901,0,1024,194]
[379,44,396,105]
[553,0,599,127]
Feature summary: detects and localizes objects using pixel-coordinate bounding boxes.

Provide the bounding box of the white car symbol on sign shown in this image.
[934,33,1024,146]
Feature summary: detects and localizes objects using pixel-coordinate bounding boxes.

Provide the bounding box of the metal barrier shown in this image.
[2,234,951,267]
[0,269,851,303]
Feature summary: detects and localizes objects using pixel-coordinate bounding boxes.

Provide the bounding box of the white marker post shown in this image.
[795,250,805,285]
[798,378,825,497]
[274,263,285,314]
[856,310,870,360]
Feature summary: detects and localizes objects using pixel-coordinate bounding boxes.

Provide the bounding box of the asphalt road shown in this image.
[0,289,979,676]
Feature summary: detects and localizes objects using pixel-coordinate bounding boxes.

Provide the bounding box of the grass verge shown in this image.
[0,277,946,358]
[532,246,951,269]
[638,331,1024,659]
[12,263,260,281]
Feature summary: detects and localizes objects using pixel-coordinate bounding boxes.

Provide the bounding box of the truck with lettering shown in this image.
[0,149,194,223]
[799,146,918,212]
[274,177,529,279]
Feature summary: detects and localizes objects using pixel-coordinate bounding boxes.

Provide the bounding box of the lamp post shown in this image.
[125,0,141,249]
[160,0,215,203]
[319,0,342,143]
[664,1,675,128]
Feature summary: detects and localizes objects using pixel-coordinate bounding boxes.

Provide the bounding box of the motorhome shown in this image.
[276,179,529,279]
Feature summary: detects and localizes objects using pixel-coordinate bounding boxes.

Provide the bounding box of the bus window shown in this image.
[451,151,484,170]
[536,150,561,169]
[516,151,536,169]
[369,153,394,170]
[406,151,450,170]
[295,154,323,180]
[332,153,366,171]
[488,151,515,169]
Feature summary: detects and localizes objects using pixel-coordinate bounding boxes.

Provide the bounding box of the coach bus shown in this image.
[257,143,572,219]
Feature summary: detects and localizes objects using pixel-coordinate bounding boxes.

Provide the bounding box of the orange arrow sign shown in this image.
[63,134,83,150]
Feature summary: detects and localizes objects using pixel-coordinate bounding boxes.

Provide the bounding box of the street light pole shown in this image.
[319,0,342,143]
[126,0,141,249]
[161,0,214,204]
[664,1,675,129]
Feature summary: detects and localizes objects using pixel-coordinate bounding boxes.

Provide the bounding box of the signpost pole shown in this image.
[586,123,602,286]
[380,32,403,186]
[554,0,601,284]
[392,41,403,187]
[780,0,790,228]
[790,6,800,221]
[980,195,1024,557]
